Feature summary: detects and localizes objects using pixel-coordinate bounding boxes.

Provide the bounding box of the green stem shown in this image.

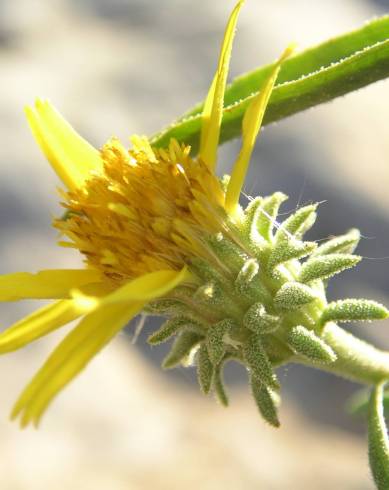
[311,323,389,385]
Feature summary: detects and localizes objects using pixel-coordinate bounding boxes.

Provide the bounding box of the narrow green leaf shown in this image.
[368,383,389,490]
[151,18,389,151]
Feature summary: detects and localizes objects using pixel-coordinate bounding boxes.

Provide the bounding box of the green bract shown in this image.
[147,193,389,426]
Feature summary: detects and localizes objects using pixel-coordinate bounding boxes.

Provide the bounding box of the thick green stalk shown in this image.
[311,323,389,385]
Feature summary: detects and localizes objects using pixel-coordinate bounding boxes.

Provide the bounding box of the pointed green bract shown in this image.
[268,239,316,271]
[256,192,288,241]
[241,197,263,234]
[207,233,246,272]
[250,376,280,427]
[243,333,279,389]
[243,303,280,334]
[194,281,223,307]
[368,383,389,490]
[245,204,269,249]
[147,316,204,345]
[146,298,189,316]
[274,204,317,243]
[321,299,389,326]
[312,228,360,256]
[207,319,234,365]
[274,282,319,311]
[299,254,361,283]
[190,258,226,284]
[162,331,203,369]
[287,325,336,364]
[214,361,229,407]
[235,259,271,303]
[197,344,214,395]
[146,192,388,426]
[236,258,259,286]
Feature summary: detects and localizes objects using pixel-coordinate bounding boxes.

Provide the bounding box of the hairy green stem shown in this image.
[306,323,389,385]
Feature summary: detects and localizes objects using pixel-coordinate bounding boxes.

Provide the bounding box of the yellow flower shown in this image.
[0,0,291,427]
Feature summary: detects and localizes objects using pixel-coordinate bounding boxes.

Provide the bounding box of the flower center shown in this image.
[55,136,227,284]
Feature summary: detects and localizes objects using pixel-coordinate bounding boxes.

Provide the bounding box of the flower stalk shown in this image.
[320,324,389,385]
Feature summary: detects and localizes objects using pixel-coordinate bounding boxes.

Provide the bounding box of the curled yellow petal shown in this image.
[12,301,143,427]
[0,269,102,301]
[225,44,295,214]
[26,99,102,190]
[199,0,244,170]
[0,300,90,354]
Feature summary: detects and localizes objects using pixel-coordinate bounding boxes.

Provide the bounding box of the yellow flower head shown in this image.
[55,135,226,283]
[0,0,292,427]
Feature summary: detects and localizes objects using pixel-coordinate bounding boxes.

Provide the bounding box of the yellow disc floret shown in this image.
[55,136,226,284]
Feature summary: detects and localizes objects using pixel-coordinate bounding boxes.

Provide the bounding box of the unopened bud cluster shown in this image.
[146,192,388,427]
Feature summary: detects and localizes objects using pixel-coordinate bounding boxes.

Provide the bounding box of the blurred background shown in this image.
[0,0,388,488]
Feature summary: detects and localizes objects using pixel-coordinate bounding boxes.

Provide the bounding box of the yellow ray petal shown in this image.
[199,0,244,170]
[71,266,192,307]
[199,74,217,158]
[0,299,92,354]
[26,99,102,190]
[225,44,295,213]
[13,301,143,427]
[103,266,192,302]
[12,267,191,426]
[0,269,102,301]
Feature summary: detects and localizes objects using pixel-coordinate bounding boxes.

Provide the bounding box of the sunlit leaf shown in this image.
[151,17,389,153]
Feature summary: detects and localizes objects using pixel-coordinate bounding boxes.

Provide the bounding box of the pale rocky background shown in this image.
[0,0,388,488]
